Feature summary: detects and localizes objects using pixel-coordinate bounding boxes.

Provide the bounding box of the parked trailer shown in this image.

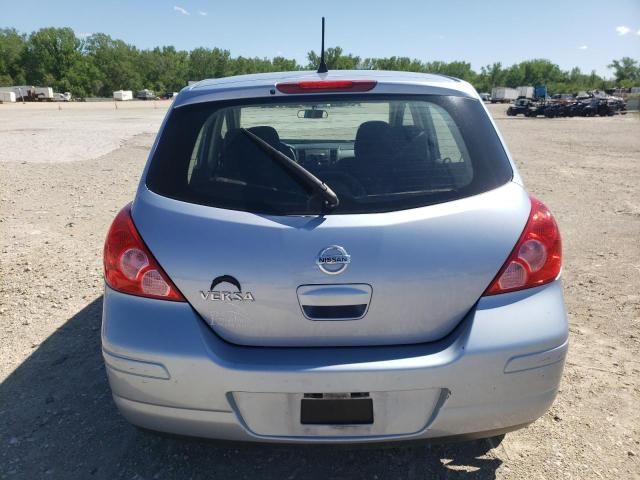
[491,87,518,103]
[0,86,53,101]
[33,87,53,100]
[113,90,133,101]
[0,91,16,103]
[517,86,535,99]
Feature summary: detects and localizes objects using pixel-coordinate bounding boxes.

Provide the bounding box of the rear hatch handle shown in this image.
[297,284,372,321]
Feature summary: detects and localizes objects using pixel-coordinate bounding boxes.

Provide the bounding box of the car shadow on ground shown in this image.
[0,298,503,479]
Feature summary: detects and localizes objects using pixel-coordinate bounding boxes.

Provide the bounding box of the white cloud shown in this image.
[615,25,631,35]
[578,45,588,50]
[637,29,640,35]
[198,10,208,16]
[173,5,190,15]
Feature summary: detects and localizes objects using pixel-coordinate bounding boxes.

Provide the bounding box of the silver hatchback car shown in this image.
[102,70,567,443]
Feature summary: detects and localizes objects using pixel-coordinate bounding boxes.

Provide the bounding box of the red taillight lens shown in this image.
[103,204,185,301]
[484,197,562,295]
[276,80,377,94]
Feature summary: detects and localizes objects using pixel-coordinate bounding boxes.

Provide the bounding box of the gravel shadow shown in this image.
[0,297,502,479]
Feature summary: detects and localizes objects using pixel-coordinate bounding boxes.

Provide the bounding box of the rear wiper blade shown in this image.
[240,128,339,209]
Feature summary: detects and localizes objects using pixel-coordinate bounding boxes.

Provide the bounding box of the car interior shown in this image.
[187,101,474,204]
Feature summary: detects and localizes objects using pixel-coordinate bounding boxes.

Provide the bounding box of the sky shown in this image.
[1,0,639,78]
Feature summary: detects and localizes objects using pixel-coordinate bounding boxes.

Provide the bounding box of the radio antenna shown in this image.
[317,17,328,73]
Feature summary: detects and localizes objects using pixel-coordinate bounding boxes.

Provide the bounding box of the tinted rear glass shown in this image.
[147,95,512,215]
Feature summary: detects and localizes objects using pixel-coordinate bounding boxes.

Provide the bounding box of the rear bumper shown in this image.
[102,280,568,443]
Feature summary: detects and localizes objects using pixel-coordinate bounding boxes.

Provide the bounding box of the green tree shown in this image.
[307,47,360,70]
[476,63,504,92]
[84,33,143,96]
[22,27,94,96]
[188,47,232,80]
[0,28,27,85]
[138,46,189,93]
[271,56,299,72]
[0,28,630,97]
[362,56,425,72]
[608,57,640,86]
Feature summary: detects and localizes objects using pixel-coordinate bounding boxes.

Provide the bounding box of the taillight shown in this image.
[103,204,185,301]
[484,197,561,295]
[276,80,377,94]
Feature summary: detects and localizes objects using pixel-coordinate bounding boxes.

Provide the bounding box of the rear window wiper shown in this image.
[240,128,339,209]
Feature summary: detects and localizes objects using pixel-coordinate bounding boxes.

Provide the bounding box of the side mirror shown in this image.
[298,109,328,119]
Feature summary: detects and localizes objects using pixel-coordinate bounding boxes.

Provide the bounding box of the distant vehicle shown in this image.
[506,97,535,116]
[551,94,575,103]
[0,85,54,102]
[102,69,567,444]
[53,92,71,102]
[525,102,548,118]
[566,102,587,117]
[160,92,180,100]
[30,86,54,101]
[491,87,518,103]
[543,103,568,118]
[581,98,614,117]
[136,89,158,100]
[113,90,133,101]
[608,97,627,115]
[479,92,491,102]
[516,86,534,99]
[0,91,16,103]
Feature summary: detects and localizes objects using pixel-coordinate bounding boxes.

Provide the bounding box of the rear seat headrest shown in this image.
[354,121,395,160]
[247,126,281,146]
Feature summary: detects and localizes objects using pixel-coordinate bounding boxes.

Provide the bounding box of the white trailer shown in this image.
[113,90,133,101]
[517,86,535,99]
[0,86,29,100]
[0,85,53,101]
[33,86,53,99]
[491,87,519,103]
[0,91,16,103]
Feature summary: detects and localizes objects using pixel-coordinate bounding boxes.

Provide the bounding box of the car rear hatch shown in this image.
[133,182,528,347]
[135,87,523,347]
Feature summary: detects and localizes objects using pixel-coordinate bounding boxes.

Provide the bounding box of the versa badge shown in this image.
[200,275,255,302]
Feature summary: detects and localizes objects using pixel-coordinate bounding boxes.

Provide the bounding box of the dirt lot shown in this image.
[0,102,638,479]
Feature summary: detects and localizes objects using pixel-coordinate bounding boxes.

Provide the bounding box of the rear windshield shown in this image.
[147,95,512,215]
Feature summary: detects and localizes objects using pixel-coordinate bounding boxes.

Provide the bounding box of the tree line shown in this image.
[1,27,639,98]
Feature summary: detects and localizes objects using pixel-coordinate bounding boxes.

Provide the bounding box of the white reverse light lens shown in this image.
[141,269,171,297]
[498,261,527,290]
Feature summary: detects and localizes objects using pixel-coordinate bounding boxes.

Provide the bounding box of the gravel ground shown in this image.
[0,102,639,479]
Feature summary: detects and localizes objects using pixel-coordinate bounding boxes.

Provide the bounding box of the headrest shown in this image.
[354,121,394,160]
[247,126,281,147]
